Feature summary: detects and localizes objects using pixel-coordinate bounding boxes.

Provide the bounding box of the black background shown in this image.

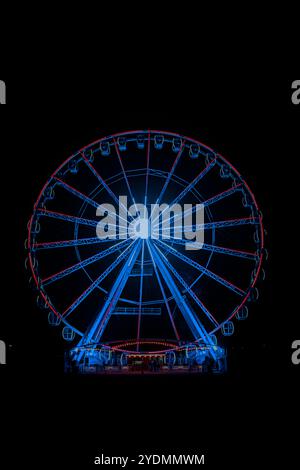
[0,76,299,468]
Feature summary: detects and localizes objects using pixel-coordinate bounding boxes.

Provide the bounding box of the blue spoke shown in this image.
[151,157,217,226]
[147,240,180,341]
[157,140,185,204]
[144,132,151,214]
[33,237,121,250]
[136,240,145,349]
[81,151,132,220]
[54,176,128,225]
[63,241,136,318]
[153,183,243,230]
[149,241,217,357]
[153,241,219,327]
[150,140,185,221]
[160,238,258,260]
[36,208,129,232]
[155,239,246,297]
[75,239,142,358]
[152,216,260,234]
[36,209,98,227]
[113,137,137,210]
[42,238,131,286]
[203,183,242,207]
[54,177,99,208]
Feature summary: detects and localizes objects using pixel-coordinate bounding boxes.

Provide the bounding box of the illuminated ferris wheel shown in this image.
[27,130,265,369]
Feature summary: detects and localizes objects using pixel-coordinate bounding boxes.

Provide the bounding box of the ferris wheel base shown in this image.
[65,342,227,375]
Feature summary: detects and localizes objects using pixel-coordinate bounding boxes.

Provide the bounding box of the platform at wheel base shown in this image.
[65,342,227,375]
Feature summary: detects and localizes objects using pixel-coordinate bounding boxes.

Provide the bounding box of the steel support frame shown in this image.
[149,241,217,360]
[75,239,142,361]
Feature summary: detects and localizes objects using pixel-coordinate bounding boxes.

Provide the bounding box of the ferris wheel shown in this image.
[26,130,265,367]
